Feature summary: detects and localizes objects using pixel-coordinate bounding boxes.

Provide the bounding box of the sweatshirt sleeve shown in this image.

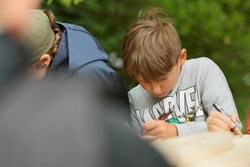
[174,121,208,136]
[128,93,144,134]
[173,58,242,136]
[170,101,209,136]
[199,58,242,130]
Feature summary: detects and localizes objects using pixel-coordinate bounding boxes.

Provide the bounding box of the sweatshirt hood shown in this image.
[48,23,109,76]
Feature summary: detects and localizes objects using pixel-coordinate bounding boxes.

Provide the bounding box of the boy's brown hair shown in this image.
[122,7,181,82]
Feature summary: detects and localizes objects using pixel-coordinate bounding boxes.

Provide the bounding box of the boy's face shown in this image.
[136,49,187,98]
[136,64,181,98]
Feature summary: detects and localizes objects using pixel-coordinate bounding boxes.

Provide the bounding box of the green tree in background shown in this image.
[43,0,250,132]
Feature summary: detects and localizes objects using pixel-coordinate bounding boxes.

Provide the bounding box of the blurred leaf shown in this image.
[73,0,84,5]
[47,0,53,5]
[46,0,84,7]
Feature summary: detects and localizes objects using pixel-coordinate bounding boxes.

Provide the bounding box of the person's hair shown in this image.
[122,7,181,82]
[32,9,62,69]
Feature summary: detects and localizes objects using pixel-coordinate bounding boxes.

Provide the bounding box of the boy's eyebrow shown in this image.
[137,79,146,82]
[160,76,169,80]
[159,70,174,80]
[156,75,170,81]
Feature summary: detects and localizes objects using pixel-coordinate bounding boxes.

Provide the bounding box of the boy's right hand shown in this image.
[206,111,238,131]
[142,120,178,141]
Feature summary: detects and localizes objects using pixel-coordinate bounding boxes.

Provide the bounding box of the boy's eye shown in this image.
[160,77,167,81]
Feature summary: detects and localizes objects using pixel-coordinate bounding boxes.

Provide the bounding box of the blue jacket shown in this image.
[46,23,129,120]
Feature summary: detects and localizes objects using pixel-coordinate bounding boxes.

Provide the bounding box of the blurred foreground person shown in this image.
[0,80,170,167]
[0,0,41,38]
[0,0,41,95]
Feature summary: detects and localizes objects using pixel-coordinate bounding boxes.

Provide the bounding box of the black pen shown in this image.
[213,102,243,137]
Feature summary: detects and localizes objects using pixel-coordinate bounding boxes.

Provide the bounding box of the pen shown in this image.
[157,108,173,121]
[213,102,243,137]
[141,108,173,135]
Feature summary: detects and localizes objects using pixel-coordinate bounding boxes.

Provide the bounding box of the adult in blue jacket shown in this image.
[25,9,129,120]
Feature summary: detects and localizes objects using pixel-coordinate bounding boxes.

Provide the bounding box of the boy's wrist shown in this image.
[172,123,179,136]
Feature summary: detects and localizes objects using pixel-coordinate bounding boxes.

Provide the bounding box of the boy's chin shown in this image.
[154,92,168,98]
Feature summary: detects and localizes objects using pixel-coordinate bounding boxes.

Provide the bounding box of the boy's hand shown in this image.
[207,111,238,131]
[142,120,178,140]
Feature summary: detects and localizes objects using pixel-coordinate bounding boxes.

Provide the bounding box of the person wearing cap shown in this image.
[24,9,130,121]
[0,0,41,95]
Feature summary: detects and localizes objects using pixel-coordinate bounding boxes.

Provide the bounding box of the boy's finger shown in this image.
[145,128,159,136]
[220,113,236,128]
[227,113,238,123]
[141,134,159,142]
[142,120,155,128]
[211,111,235,128]
[144,121,158,131]
[209,125,225,131]
[207,116,231,131]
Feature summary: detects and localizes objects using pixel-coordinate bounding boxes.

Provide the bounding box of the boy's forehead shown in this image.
[134,64,180,83]
[135,72,171,82]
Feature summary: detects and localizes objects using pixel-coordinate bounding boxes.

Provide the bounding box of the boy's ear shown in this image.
[178,48,187,65]
[39,54,51,67]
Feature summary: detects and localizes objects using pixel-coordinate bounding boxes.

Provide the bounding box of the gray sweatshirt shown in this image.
[128,57,242,135]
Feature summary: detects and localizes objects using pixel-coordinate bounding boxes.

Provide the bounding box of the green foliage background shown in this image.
[43,0,250,132]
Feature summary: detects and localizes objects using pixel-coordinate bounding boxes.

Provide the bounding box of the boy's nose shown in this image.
[150,84,161,95]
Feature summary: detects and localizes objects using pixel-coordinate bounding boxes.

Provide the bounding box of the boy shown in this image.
[122,7,242,139]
